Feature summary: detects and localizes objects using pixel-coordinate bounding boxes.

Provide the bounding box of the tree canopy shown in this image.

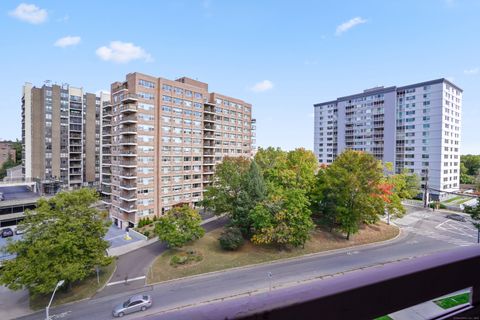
[0,188,112,295]
[154,205,205,248]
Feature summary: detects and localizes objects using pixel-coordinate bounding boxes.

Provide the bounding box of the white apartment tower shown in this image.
[313,79,462,199]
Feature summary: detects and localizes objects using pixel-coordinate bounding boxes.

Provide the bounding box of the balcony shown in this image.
[204,114,215,122]
[203,141,214,148]
[101,185,112,194]
[204,123,215,131]
[102,120,112,127]
[119,182,136,190]
[101,177,111,184]
[118,125,137,135]
[204,133,215,139]
[121,94,139,104]
[204,105,215,114]
[118,114,138,125]
[118,160,137,167]
[119,169,136,179]
[119,191,137,201]
[118,137,137,145]
[118,148,136,157]
[69,146,82,153]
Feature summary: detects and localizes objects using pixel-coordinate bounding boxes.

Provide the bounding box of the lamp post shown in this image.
[46,280,64,320]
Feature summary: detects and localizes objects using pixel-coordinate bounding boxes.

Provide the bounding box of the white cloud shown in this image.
[96,41,153,63]
[54,36,81,48]
[335,17,367,36]
[250,80,274,92]
[9,3,47,24]
[464,67,479,75]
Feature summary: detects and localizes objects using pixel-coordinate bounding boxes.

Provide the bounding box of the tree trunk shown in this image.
[346,231,350,240]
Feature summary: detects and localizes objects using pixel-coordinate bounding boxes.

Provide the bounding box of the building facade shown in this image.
[22,82,109,189]
[0,141,16,167]
[314,78,462,196]
[102,73,253,229]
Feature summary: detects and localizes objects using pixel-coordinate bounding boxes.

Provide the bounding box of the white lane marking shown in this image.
[107,275,146,286]
[435,220,449,229]
[48,311,71,319]
[105,234,125,241]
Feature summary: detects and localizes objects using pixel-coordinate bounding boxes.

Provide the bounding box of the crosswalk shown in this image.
[394,209,476,247]
[402,226,474,247]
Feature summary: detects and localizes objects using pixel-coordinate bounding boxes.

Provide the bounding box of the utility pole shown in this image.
[423,168,429,208]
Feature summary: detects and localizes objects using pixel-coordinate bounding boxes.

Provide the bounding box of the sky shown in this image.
[0,0,479,154]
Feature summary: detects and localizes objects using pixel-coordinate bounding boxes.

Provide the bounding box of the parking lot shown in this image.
[0,186,38,201]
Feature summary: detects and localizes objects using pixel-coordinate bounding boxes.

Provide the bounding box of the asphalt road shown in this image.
[18,206,479,320]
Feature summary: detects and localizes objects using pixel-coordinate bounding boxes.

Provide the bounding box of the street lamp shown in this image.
[45,280,64,320]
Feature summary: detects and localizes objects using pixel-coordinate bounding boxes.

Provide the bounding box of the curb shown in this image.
[96,261,117,293]
[147,224,402,287]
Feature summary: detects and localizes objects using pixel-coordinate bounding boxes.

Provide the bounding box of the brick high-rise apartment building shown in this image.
[314,78,462,199]
[102,73,253,229]
[22,82,110,189]
[0,141,16,167]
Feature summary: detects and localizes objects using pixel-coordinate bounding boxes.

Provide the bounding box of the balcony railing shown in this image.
[118,126,137,134]
[118,160,137,167]
[118,137,137,145]
[121,94,139,104]
[118,104,137,115]
[119,182,136,190]
[118,114,138,124]
[174,246,480,320]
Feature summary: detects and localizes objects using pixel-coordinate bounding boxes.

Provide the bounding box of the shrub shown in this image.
[170,251,203,267]
[219,227,245,251]
[143,230,150,238]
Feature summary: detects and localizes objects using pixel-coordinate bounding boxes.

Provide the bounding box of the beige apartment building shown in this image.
[0,141,16,167]
[102,72,254,229]
[22,82,110,189]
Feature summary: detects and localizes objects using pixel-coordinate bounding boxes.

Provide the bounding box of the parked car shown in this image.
[0,192,4,201]
[1,228,14,238]
[446,214,467,222]
[112,295,152,317]
[15,225,28,235]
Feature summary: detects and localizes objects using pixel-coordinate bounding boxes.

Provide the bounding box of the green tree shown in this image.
[0,155,16,179]
[460,163,475,184]
[250,188,314,248]
[154,205,205,248]
[464,203,480,243]
[12,139,22,164]
[233,160,267,237]
[0,189,112,295]
[201,156,251,216]
[202,157,266,237]
[249,148,317,247]
[461,155,480,176]
[314,150,385,239]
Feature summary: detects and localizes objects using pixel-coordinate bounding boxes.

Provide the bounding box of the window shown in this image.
[138,79,155,88]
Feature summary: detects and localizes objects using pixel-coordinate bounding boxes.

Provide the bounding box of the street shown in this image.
[16,206,479,320]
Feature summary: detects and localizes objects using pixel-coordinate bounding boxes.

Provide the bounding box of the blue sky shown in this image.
[1,0,479,154]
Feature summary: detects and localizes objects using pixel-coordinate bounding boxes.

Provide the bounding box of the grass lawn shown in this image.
[443,196,462,203]
[374,316,393,320]
[148,222,398,284]
[434,292,470,309]
[29,261,116,310]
